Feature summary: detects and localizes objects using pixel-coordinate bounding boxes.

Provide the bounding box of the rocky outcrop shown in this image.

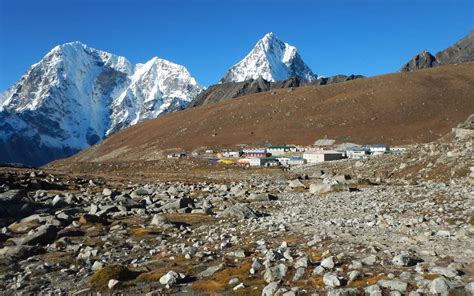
[189,74,364,107]
[400,50,438,72]
[401,29,473,72]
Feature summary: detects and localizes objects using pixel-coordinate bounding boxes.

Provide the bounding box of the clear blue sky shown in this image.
[0,0,473,90]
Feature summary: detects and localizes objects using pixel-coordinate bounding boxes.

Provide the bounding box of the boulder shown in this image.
[309,183,346,194]
[262,282,280,296]
[264,264,288,283]
[198,263,225,278]
[219,204,258,219]
[321,256,335,270]
[160,198,194,211]
[288,179,305,188]
[0,189,26,202]
[249,193,278,201]
[429,277,452,296]
[15,224,58,246]
[159,270,179,286]
[323,273,341,288]
[377,279,408,292]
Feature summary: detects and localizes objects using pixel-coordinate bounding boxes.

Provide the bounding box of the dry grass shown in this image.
[89,265,141,289]
[348,273,388,288]
[165,213,216,226]
[192,261,266,295]
[129,227,161,239]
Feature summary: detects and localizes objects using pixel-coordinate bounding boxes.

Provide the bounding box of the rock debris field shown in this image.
[0,121,473,295]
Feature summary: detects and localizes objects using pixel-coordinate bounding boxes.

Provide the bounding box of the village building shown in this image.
[303,150,344,163]
[288,157,306,166]
[243,149,269,158]
[222,151,242,158]
[276,157,291,166]
[363,144,389,155]
[390,147,407,153]
[166,151,187,159]
[205,149,214,154]
[261,157,280,167]
[249,158,262,167]
[346,147,370,159]
[266,145,296,156]
[237,158,251,166]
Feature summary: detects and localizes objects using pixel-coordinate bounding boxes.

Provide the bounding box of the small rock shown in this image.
[108,279,120,289]
[159,270,179,286]
[198,263,225,278]
[323,273,341,288]
[262,281,280,296]
[428,277,452,296]
[321,256,335,270]
[264,264,288,283]
[378,279,408,292]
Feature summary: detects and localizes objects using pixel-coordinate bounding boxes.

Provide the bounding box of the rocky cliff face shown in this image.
[189,75,364,108]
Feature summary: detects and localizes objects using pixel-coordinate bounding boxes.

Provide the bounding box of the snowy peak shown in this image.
[108,56,203,134]
[0,42,203,166]
[222,32,317,83]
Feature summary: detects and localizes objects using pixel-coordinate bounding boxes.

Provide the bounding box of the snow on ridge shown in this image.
[222,32,317,83]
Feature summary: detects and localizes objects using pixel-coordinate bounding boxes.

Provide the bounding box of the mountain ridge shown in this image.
[401,29,473,72]
[0,41,203,166]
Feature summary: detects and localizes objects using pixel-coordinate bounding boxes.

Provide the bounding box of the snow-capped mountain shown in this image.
[0,42,202,166]
[108,57,202,134]
[221,32,317,83]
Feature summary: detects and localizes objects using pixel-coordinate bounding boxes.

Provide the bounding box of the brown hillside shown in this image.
[61,63,474,163]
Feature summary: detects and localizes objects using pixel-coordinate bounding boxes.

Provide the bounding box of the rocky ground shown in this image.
[1,119,473,295]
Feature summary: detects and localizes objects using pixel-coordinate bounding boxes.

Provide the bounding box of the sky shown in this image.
[0,0,473,90]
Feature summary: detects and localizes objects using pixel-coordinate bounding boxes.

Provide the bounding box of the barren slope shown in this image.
[58,63,474,163]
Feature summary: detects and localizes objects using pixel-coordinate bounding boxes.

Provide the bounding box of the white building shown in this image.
[303,151,344,163]
[266,145,296,156]
[288,157,305,166]
[346,148,370,159]
[276,157,291,166]
[363,144,389,155]
[390,147,407,153]
[249,158,261,167]
[222,151,241,158]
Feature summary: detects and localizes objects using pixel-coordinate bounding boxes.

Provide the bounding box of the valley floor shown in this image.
[0,130,473,295]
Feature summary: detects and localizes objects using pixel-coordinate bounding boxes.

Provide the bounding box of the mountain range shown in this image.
[1,30,473,166]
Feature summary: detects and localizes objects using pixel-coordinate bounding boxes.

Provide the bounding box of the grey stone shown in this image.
[220,203,257,219]
[15,225,58,246]
[160,270,179,286]
[429,277,452,296]
[323,273,341,288]
[392,254,419,267]
[361,255,377,266]
[262,281,280,296]
[321,256,335,270]
[292,267,305,281]
[365,284,382,296]
[378,279,408,292]
[264,264,288,283]
[198,263,225,278]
